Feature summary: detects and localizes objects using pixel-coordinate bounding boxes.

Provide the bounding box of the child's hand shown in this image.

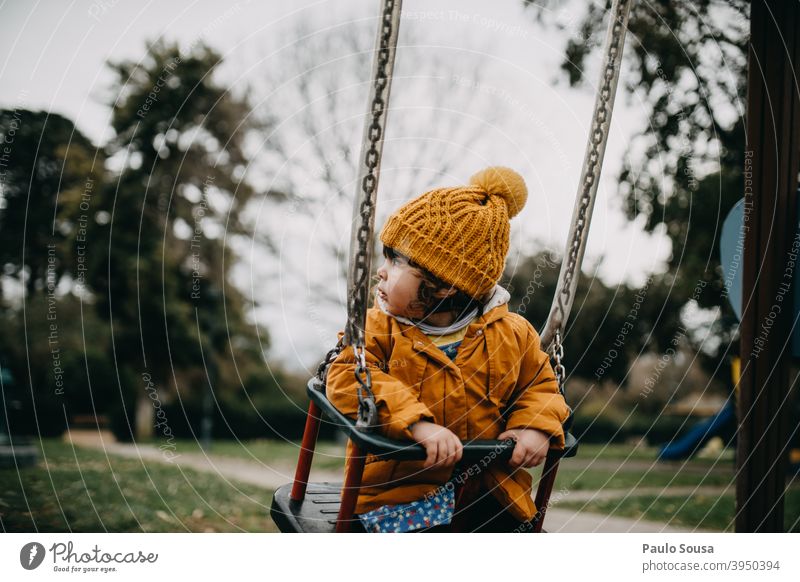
[409,421,463,469]
[497,428,550,469]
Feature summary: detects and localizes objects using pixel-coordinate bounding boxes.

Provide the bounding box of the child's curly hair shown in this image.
[379,244,486,319]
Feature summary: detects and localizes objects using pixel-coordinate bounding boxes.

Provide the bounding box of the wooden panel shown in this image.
[738,0,800,532]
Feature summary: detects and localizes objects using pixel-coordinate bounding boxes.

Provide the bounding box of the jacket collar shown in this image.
[376,284,511,330]
[380,285,512,370]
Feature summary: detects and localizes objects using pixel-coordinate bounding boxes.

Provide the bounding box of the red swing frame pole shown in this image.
[531,455,561,533]
[335,442,366,532]
[290,400,323,502]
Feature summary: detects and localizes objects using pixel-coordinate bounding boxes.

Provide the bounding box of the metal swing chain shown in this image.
[348,0,402,429]
[318,0,630,424]
[545,0,633,394]
[552,331,566,396]
[315,337,344,384]
[324,0,402,429]
[314,338,379,431]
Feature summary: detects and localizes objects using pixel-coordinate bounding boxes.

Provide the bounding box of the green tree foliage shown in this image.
[504,251,685,386]
[0,110,102,296]
[88,40,274,440]
[523,0,748,365]
[0,110,106,437]
[0,41,308,442]
[0,294,115,437]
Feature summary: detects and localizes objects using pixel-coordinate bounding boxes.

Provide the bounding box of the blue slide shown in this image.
[658,399,736,461]
[657,198,800,466]
[657,202,742,461]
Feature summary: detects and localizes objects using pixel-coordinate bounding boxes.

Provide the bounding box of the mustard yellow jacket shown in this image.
[325,301,570,522]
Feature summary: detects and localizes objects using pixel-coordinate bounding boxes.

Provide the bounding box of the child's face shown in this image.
[376,250,424,318]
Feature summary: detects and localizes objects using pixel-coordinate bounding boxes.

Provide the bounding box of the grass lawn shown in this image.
[552,465,734,491]
[547,440,738,490]
[552,442,800,531]
[574,443,665,461]
[0,439,277,533]
[3,437,794,533]
[575,442,737,464]
[559,489,800,532]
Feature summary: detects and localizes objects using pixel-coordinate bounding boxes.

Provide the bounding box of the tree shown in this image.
[0,293,115,437]
[0,110,102,297]
[0,109,109,436]
[92,40,272,440]
[247,11,516,364]
[523,0,749,367]
[504,250,685,388]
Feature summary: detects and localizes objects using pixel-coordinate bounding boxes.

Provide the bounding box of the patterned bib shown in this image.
[357,486,455,533]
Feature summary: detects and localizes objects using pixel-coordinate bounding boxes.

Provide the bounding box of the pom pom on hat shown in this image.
[469,166,528,218]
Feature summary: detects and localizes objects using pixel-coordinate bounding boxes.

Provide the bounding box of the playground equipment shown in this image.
[659,196,800,463]
[657,360,737,461]
[270,0,634,532]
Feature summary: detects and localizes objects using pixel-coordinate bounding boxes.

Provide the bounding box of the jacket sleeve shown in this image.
[503,323,571,448]
[325,330,435,441]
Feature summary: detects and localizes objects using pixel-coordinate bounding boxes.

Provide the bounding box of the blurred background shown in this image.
[0,0,796,532]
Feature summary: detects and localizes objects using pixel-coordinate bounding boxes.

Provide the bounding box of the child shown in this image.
[326,167,571,532]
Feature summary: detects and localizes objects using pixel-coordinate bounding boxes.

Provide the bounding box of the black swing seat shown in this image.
[271,481,347,533]
[270,379,578,533]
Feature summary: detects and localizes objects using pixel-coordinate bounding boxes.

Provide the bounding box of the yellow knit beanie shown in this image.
[379,166,527,299]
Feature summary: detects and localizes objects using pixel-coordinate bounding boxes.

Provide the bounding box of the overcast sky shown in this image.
[0,0,676,372]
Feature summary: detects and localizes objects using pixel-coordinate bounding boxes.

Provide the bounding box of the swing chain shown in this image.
[551,330,567,396]
[354,346,377,429]
[314,340,377,429]
[548,0,631,342]
[316,337,344,384]
[347,0,400,349]
[341,0,400,431]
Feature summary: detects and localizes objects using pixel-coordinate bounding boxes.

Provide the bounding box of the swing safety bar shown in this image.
[278,378,577,533]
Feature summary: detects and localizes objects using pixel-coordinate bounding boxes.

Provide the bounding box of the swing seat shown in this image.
[269,378,578,533]
[272,481,346,533]
[267,0,630,536]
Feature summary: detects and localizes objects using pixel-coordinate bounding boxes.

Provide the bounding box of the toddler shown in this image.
[326,167,571,532]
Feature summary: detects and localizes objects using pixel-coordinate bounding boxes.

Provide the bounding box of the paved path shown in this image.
[64,429,341,490]
[64,430,713,533]
[543,486,726,533]
[544,507,711,533]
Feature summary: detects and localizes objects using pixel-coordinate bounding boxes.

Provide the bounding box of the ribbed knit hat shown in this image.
[379,166,527,299]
